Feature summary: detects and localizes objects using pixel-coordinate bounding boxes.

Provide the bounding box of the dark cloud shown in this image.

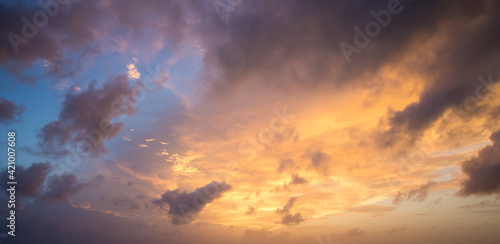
[152,181,232,225]
[345,228,365,237]
[289,174,308,185]
[305,149,332,176]
[1,162,51,198]
[0,1,104,81]
[17,162,52,197]
[245,205,256,215]
[277,158,296,174]
[43,174,88,202]
[459,130,500,196]
[0,97,24,123]
[37,75,136,156]
[276,197,305,226]
[393,180,436,204]
[112,195,140,210]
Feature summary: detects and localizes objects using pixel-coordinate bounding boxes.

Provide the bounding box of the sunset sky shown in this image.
[1,0,500,243]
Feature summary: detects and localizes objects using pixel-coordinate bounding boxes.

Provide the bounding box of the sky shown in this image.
[0,0,500,243]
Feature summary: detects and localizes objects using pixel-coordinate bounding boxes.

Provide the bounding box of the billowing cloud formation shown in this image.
[276,197,305,226]
[393,180,436,204]
[16,162,52,197]
[38,75,136,156]
[0,162,87,208]
[459,130,500,196]
[0,97,24,123]
[152,181,232,225]
[0,162,51,201]
[0,0,105,81]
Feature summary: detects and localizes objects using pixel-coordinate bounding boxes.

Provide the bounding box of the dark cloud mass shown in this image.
[152,181,232,225]
[276,197,305,226]
[0,162,51,199]
[43,174,88,202]
[289,174,308,185]
[393,180,436,204]
[459,130,500,196]
[0,97,24,123]
[37,75,136,156]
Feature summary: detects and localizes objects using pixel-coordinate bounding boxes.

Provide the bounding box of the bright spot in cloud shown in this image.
[127,58,141,79]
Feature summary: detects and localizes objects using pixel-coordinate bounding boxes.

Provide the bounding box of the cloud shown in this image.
[1,162,51,198]
[305,149,332,176]
[289,174,308,185]
[43,174,88,202]
[16,162,52,197]
[345,228,365,237]
[0,1,105,81]
[277,158,296,174]
[459,130,500,196]
[0,97,24,123]
[37,75,136,156]
[276,197,305,226]
[112,195,140,210]
[393,180,436,204]
[152,181,232,225]
[245,205,257,215]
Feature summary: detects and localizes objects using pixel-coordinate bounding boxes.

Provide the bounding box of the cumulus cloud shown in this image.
[0,162,88,207]
[1,162,51,198]
[393,180,436,204]
[276,197,305,226]
[459,130,500,196]
[0,97,24,123]
[152,181,232,225]
[37,75,136,156]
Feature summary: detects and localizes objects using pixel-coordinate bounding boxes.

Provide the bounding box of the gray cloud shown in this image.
[0,0,105,81]
[1,162,51,199]
[305,149,332,176]
[393,180,436,204]
[278,158,296,174]
[276,197,305,226]
[245,205,257,215]
[459,130,500,196]
[0,97,24,123]
[289,174,308,185]
[37,75,136,156]
[43,174,88,202]
[112,195,140,210]
[152,181,232,225]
